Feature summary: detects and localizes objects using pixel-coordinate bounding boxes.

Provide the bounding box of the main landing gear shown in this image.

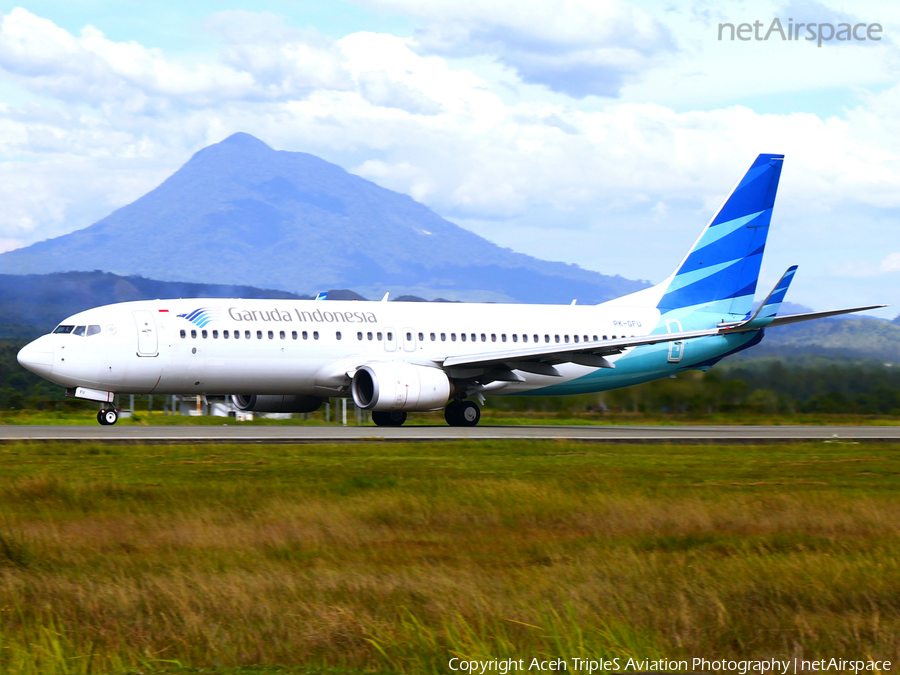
[97,409,118,426]
[372,410,407,427]
[444,400,481,427]
[369,400,483,427]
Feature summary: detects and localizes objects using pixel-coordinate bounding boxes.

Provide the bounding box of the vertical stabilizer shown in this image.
[657,154,784,318]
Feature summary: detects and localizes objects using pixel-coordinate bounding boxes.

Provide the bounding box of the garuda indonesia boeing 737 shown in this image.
[17,154,885,426]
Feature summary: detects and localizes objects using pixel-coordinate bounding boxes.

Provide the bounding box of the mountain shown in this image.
[0,133,646,304]
[0,271,309,339]
[732,316,900,363]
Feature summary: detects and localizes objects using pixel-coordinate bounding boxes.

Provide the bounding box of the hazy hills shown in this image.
[0,271,306,339]
[0,133,644,304]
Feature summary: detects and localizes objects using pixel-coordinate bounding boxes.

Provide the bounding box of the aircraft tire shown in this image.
[97,409,118,426]
[372,410,407,427]
[445,400,480,427]
[458,401,480,427]
[444,401,461,425]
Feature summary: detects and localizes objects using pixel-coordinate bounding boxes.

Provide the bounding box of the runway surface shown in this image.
[0,424,898,443]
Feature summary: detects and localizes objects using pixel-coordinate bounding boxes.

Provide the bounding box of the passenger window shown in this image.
[302,331,308,340]
[268,331,274,339]
[461,333,466,342]
[430,333,435,341]
[191,329,197,339]
[336,332,341,340]
[245,331,251,339]
[491,334,496,342]
[603,335,607,340]
[180,329,186,338]
[534,335,539,343]
[418,332,424,341]
[451,333,456,341]
[584,335,589,342]
[213,330,218,339]
[313,331,319,340]
[74,326,86,337]
[522,334,527,343]
[441,333,446,341]
[280,331,285,340]
[387,332,393,340]
[234,330,240,340]
[612,335,617,339]
[202,330,208,339]
[512,334,518,342]
[377,332,383,340]
[224,330,229,339]
[257,331,263,339]
[292,331,297,340]
[573,335,578,343]
[472,334,477,342]
[367,332,373,340]
[544,335,549,343]
[53,325,74,334]
[357,332,363,340]
[555,335,560,343]
[87,325,101,336]
[565,335,569,343]
[501,334,506,342]
[406,332,412,341]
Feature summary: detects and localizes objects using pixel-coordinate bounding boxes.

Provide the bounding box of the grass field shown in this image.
[0,439,897,674]
[1,407,899,426]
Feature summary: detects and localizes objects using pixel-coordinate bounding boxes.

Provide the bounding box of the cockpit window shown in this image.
[53,325,74,334]
[73,326,86,337]
[87,325,101,336]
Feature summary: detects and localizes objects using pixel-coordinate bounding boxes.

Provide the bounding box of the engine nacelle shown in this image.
[351,363,451,412]
[231,394,323,414]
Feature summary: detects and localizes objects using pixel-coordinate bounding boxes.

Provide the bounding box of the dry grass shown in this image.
[0,440,896,673]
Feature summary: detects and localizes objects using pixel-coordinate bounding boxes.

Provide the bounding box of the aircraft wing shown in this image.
[438,327,723,376]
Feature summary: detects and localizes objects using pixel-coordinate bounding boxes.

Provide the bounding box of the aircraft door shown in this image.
[665,319,684,363]
[133,310,158,356]
[384,327,397,352]
[402,327,416,352]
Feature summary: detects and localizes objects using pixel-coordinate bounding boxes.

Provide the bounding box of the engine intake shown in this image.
[351,363,451,412]
[231,394,323,414]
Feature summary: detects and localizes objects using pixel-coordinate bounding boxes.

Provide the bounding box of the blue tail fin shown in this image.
[657,154,784,317]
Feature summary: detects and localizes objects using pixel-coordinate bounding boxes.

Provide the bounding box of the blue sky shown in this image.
[0,0,897,316]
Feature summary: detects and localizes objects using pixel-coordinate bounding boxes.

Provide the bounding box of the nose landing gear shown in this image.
[444,400,481,427]
[97,409,118,426]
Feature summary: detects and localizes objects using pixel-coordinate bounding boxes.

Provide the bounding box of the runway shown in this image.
[0,424,898,443]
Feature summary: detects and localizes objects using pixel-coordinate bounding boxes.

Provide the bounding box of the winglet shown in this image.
[315,292,327,301]
[717,265,797,331]
[381,292,390,302]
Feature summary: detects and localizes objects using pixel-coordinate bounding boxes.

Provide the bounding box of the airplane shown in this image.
[16,154,885,427]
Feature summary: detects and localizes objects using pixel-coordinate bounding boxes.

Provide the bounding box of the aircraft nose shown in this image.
[17,339,53,378]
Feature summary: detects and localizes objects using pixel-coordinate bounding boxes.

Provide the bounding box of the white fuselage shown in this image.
[18,297,676,398]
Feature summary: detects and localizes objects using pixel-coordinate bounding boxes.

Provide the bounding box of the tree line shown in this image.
[1,340,898,417]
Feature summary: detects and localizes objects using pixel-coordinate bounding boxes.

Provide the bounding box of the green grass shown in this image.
[0,440,897,673]
[0,407,898,426]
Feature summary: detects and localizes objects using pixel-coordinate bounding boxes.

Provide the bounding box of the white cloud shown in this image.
[882,252,900,272]
[357,0,674,97]
[0,7,898,315]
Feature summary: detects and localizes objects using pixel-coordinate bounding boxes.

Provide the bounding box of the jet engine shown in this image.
[231,394,323,414]
[351,363,451,412]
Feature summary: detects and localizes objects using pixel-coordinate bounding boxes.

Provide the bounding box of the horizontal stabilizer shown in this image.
[763,305,888,328]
